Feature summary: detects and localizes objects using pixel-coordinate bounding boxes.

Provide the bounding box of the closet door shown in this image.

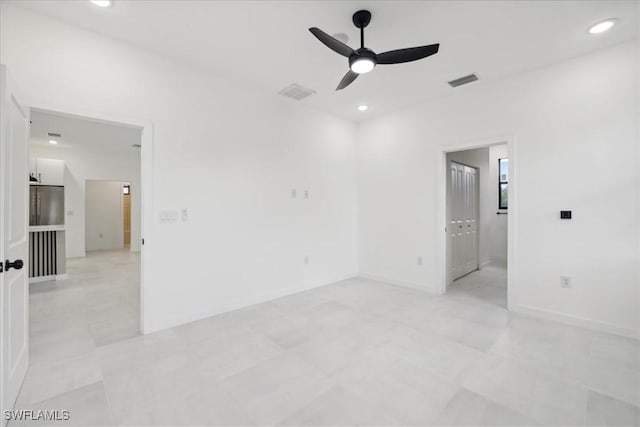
[449,161,479,280]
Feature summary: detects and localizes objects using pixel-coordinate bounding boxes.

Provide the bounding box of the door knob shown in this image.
[5,259,24,272]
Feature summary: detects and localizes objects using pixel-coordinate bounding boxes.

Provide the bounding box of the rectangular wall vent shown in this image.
[448,74,479,88]
[278,84,316,101]
[47,132,62,137]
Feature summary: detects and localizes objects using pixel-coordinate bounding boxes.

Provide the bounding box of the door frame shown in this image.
[435,135,517,310]
[28,104,154,334]
[447,160,480,281]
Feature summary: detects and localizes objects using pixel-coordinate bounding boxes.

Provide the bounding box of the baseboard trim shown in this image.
[29,275,55,283]
[358,273,437,294]
[479,260,492,269]
[512,304,639,340]
[29,273,68,284]
[144,272,358,334]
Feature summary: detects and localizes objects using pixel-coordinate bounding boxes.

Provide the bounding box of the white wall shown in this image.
[1,4,358,332]
[358,41,639,338]
[489,144,508,263]
[29,145,141,258]
[85,180,128,252]
[447,147,490,267]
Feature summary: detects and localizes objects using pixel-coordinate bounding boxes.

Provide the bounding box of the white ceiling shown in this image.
[30,109,142,153]
[15,0,639,122]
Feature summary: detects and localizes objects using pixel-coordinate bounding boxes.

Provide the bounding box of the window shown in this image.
[498,158,508,209]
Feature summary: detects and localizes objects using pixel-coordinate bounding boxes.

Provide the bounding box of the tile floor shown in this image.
[11,255,640,426]
[447,262,508,309]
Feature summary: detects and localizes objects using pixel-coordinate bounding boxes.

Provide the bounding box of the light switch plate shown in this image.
[160,210,178,223]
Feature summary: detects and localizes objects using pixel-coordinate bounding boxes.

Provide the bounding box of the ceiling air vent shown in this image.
[448,74,479,88]
[278,84,316,101]
[47,132,62,137]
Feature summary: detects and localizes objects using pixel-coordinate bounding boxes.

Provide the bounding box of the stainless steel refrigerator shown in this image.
[29,185,64,226]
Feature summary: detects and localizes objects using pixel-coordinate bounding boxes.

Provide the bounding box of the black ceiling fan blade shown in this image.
[336,70,359,91]
[377,43,440,64]
[309,27,355,58]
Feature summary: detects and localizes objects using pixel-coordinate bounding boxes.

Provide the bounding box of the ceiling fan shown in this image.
[309,10,440,90]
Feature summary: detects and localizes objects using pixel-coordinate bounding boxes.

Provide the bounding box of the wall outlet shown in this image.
[99,233,103,239]
[303,256,309,265]
[417,256,423,266]
[560,276,572,288]
[291,189,297,199]
[181,208,188,222]
[304,190,309,199]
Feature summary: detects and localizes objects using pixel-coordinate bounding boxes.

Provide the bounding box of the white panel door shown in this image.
[0,65,29,424]
[449,161,479,280]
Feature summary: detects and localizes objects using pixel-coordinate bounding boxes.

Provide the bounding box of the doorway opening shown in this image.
[27,109,148,350]
[439,140,512,309]
[0,69,153,419]
[85,180,133,253]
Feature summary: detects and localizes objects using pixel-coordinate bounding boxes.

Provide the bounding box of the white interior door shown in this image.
[0,65,29,424]
[449,161,479,280]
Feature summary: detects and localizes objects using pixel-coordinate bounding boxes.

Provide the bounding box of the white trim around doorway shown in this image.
[27,103,154,334]
[435,135,516,311]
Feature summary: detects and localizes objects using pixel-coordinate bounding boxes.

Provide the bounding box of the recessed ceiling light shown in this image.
[588,19,616,34]
[90,0,112,7]
[49,140,58,145]
[358,105,369,112]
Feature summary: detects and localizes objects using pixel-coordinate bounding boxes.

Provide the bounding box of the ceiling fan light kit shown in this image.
[350,54,376,74]
[309,9,440,90]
